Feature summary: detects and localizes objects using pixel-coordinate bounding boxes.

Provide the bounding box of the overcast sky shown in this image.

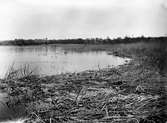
[0,0,167,40]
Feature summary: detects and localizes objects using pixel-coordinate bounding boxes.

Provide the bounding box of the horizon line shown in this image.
[1,35,167,42]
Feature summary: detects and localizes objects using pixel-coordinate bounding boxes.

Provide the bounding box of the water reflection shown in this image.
[0,44,129,78]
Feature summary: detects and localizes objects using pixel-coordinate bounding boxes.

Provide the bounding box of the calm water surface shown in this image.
[0,44,130,121]
[0,44,129,78]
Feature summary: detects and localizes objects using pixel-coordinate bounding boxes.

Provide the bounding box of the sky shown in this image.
[0,0,167,40]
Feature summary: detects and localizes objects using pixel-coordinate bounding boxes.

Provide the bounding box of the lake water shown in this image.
[0,44,130,78]
[0,44,130,121]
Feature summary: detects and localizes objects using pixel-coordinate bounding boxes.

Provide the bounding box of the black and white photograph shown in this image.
[0,0,167,122]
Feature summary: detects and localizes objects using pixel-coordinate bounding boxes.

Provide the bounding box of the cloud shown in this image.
[162,0,167,9]
[0,0,166,40]
[15,0,114,8]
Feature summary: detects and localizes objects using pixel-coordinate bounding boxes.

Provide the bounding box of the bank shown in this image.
[0,41,166,123]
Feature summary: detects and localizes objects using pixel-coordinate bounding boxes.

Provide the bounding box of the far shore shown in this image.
[0,36,166,46]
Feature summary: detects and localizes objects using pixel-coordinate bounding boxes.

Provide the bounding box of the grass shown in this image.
[4,64,34,80]
[0,40,167,123]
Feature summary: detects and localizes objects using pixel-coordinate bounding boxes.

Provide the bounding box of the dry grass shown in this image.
[0,41,167,123]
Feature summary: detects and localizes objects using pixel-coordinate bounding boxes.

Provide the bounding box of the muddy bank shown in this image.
[0,89,27,122]
[0,92,11,120]
[0,41,167,123]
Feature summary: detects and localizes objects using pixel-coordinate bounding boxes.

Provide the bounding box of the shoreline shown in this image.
[0,41,166,122]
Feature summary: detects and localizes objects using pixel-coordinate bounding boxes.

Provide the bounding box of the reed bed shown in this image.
[0,41,166,123]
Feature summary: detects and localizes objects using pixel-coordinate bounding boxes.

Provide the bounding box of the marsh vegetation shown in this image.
[0,38,166,123]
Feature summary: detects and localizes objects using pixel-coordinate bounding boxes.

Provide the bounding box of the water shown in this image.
[0,44,130,121]
[0,44,129,78]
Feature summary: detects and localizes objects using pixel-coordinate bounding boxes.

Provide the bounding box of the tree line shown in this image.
[0,36,166,46]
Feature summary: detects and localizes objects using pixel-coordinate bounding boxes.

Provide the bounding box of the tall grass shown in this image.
[0,64,34,122]
[4,64,34,80]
